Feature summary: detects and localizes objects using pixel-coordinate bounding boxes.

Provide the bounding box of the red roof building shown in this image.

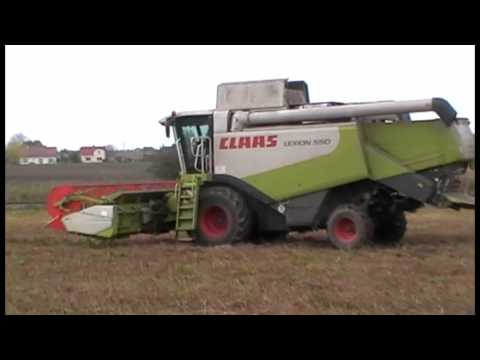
[79,146,106,156]
[20,145,58,157]
[79,146,107,163]
[19,145,58,165]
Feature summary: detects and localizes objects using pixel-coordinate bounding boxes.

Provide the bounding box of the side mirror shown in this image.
[165,125,170,138]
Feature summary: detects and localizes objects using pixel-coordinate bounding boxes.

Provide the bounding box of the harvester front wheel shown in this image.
[326,204,373,250]
[196,186,252,246]
[372,211,407,245]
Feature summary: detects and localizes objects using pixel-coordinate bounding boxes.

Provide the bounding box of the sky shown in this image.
[5,45,475,150]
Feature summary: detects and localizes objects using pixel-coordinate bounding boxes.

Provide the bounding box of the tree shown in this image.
[68,151,81,163]
[24,140,44,146]
[5,133,29,164]
[9,133,28,144]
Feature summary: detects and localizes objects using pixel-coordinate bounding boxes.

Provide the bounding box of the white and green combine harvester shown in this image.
[46,79,475,249]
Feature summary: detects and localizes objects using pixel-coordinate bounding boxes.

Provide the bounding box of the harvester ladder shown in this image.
[175,175,201,240]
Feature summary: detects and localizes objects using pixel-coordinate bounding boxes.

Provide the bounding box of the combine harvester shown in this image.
[47,79,475,249]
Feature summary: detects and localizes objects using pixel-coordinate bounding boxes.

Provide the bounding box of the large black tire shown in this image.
[326,204,373,250]
[196,186,252,246]
[372,211,407,245]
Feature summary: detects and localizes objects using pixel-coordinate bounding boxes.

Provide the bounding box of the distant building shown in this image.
[19,145,58,165]
[79,146,106,163]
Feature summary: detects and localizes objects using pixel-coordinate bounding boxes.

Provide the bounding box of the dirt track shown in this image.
[5,207,475,315]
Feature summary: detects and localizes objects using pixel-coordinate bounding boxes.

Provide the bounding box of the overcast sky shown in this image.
[5,45,475,150]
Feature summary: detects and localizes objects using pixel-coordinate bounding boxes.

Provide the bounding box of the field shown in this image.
[6,163,475,204]
[5,163,157,203]
[5,207,475,315]
[4,163,475,314]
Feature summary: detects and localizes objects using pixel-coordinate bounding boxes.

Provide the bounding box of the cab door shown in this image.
[174,115,213,174]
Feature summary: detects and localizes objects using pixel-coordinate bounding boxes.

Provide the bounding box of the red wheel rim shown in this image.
[334,217,357,243]
[200,206,229,238]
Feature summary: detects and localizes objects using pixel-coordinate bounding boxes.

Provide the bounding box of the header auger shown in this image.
[47,79,475,249]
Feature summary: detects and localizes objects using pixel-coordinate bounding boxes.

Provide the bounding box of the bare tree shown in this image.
[9,133,29,144]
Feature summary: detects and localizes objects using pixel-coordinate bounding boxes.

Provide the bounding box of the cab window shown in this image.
[174,115,212,173]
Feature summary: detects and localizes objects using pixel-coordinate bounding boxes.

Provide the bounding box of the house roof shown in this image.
[80,146,105,156]
[21,145,58,158]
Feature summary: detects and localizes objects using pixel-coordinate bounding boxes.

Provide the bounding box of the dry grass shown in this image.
[5,207,475,315]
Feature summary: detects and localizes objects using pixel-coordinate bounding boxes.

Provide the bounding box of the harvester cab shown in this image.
[161,111,213,175]
[47,79,475,249]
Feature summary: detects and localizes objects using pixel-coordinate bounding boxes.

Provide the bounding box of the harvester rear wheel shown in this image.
[196,186,252,246]
[372,211,407,245]
[326,204,373,250]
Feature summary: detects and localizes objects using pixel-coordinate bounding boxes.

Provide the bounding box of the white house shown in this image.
[80,146,106,163]
[19,145,58,165]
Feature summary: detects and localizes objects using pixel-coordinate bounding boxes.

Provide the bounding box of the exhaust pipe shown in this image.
[232,98,457,130]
